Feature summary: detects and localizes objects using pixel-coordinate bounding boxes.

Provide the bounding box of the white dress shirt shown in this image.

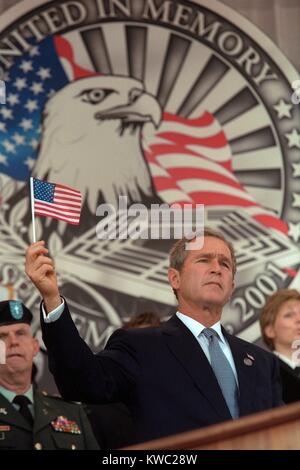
[42,299,64,322]
[274,351,300,369]
[176,311,239,385]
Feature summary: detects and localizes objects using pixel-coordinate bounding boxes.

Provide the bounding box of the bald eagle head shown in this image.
[34,76,162,210]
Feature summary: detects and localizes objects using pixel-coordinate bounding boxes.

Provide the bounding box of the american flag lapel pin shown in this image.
[244,353,255,366]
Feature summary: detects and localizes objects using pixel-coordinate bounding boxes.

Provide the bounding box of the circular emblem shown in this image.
[243,358,253,367]
[0,0,299,348]
[9,300,23,320]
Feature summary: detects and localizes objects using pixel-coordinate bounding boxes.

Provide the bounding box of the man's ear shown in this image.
[226,280,235,303]
[231,280,235,295]
[32,337,40,357]
[168,267,180,290]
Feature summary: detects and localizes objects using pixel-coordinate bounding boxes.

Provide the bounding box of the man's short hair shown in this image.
[259,289,300,350]
[169,227,236,275]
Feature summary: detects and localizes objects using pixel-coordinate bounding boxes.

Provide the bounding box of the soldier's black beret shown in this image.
[0,300,33,326]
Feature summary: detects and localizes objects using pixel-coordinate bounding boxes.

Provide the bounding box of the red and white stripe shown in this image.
[54,34,288,235]
[143,111,288,234]
[34,183,82,225]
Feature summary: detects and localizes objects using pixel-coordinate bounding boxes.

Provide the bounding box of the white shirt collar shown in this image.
[273,351,299,369]
[176,311,225,343]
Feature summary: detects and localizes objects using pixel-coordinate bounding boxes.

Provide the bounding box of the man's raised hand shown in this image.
[25,241,62,313]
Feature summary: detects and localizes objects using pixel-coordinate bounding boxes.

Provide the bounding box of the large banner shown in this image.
[0,0,299,389]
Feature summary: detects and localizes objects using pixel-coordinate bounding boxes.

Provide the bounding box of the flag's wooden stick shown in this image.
[30,177,36,243]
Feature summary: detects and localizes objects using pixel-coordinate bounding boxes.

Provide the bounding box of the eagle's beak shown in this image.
[95,90,162,129]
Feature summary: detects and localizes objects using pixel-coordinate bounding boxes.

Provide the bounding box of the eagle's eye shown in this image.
[129,88,143,104]
[78,88,113,105]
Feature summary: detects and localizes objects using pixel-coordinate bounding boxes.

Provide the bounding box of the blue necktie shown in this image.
[202,328,239,419]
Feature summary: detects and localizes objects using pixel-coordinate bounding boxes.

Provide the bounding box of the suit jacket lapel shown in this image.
[0,392,32,431]
[162,316,231,421]
[33,390,59,433]
[223,329,256,415]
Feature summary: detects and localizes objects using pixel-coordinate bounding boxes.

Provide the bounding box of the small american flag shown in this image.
[32,178,82,225]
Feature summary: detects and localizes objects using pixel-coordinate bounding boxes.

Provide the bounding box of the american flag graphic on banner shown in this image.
[33,178,82,225]
[143,112,288,234]
[0,34,288,235]
[0,38,69,181]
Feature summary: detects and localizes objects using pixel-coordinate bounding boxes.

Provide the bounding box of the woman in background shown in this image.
[260,289,300,404]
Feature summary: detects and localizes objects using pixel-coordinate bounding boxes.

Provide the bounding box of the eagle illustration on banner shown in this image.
[1,35,287,233]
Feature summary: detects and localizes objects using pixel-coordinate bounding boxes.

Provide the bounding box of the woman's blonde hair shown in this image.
[259,289,300,350]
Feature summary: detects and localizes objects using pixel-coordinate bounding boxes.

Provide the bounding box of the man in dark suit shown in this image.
[85,312,161,448]
[0,300,99,450]
[25,227,283,444]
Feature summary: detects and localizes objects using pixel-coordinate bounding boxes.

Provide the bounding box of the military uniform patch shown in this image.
[51,416,81,434]
[9,301,23,320]
[0,426,10,431]
[0,300,32,326]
